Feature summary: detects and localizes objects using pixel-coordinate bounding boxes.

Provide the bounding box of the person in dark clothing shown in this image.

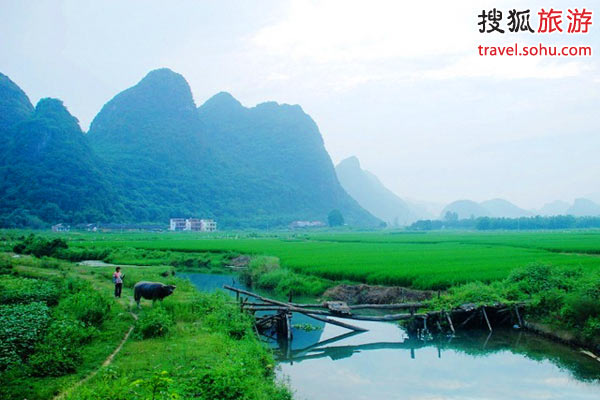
[113,267,123,298]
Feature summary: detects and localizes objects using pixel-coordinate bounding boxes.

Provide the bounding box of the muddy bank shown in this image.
[523,320,600,359]
[323,284,434,304]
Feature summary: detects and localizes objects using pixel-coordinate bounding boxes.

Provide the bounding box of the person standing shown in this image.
[113,267,123,298]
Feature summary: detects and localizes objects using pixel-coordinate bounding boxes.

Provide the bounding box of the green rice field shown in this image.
[67,231,600,289]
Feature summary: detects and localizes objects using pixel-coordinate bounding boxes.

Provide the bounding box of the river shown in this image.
[182,272,600,400]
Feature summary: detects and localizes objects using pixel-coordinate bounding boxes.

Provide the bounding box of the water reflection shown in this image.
[182,273,600,400]
[277,321,600,400]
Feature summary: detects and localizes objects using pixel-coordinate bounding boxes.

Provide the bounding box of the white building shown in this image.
[170,218,217,232]
[51,223,70,232]
[169,218,186,231]
[200,219,217,232]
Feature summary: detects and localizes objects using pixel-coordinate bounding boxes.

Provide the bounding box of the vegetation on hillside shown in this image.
[0,69,379,229]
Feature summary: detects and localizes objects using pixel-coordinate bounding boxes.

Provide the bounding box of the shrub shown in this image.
[28,316,96,377]
[13,234,68,258]
[55,289,111,327]
[0,276,60,305]
[0,254,12,275]
[507,264,578,295]
[582,316,600,340]
[134,306,173,339]
[561,293,600,327]
[0,302,51,369]
[531,288,565,317]
[435,281,507,308]
[28,342,80,376]
[203,304,252,339]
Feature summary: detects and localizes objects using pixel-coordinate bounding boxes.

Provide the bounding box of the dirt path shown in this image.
[53,299,138,400]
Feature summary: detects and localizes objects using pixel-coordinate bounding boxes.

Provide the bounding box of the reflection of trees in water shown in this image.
[277,329,600,383]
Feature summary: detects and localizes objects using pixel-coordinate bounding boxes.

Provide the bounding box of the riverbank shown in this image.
[0,253,291,400]
[5,231,600,368]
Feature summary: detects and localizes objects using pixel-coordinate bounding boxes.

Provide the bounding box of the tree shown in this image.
[328,209,344,227]
[444,211,458,222]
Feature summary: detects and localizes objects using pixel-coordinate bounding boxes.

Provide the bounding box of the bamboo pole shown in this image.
[482,307,493,332]
[224,285,368,331]
[244,306,418,322]
[305,313,368,332]
[445,311,455,334]
[515,305,524,327]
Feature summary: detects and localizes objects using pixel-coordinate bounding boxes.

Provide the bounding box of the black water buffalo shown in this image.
[134,281,176,306]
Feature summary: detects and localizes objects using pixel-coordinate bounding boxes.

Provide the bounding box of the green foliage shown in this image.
[0,97,121,227]
[130,370,175,400]
[0,302,51,369]
[438,264,600,346]
[186,359,291,400]
[28,314,96,377]
[1,69,379,229]
[328,209,344,226]
[240,255,332,297]
[434,281,512,309]
[134,305,173,339]
[55,289,111,327]
[13,234,68,258]
[0,253,12,274]
[411,215,600,231]
[0,275,61,305]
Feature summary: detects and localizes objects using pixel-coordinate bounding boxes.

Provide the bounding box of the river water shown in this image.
[182,273,600,400]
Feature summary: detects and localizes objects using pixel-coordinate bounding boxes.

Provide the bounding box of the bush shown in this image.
[0,276,60,305]
[203,304,252,339]
[13,234,68,258]
[55,289,111,327]
[583,316,600,340]
[242,256,331,297]
[531,288,565,317]
[0,302,51,369]
[435,281,508,308]
[0,254,12,275]
[134,306,173,339]
[507,264,578,295]
[28,318,95,377]
[28,342,80,376]
[561,293,600,327]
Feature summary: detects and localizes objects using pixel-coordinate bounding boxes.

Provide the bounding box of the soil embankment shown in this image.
[323,284,434,304]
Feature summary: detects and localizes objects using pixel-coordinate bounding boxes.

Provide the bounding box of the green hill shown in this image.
[0,69,379,228]
[199,93,379,228]
[0,98,118,227]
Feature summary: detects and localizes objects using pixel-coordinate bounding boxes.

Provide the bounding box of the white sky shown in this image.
[1,0,598,209]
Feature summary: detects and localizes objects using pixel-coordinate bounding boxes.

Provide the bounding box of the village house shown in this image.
[289,220,326,229]
[169,218,217,232]
[51,223,70,232]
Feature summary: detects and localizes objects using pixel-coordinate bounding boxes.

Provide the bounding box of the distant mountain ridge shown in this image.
[335,156,428,226]
[0,69,380,228]
[441,197,600,220]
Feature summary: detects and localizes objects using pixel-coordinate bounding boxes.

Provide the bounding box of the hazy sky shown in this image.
[1,0,598,209]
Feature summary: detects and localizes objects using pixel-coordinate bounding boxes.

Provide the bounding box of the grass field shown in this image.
[66,231,600,289]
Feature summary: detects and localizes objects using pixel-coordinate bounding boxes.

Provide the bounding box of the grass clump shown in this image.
[240,256,332,297]
[134,305,173,339]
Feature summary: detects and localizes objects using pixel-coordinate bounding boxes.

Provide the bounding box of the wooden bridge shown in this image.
[223,285,526,341]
